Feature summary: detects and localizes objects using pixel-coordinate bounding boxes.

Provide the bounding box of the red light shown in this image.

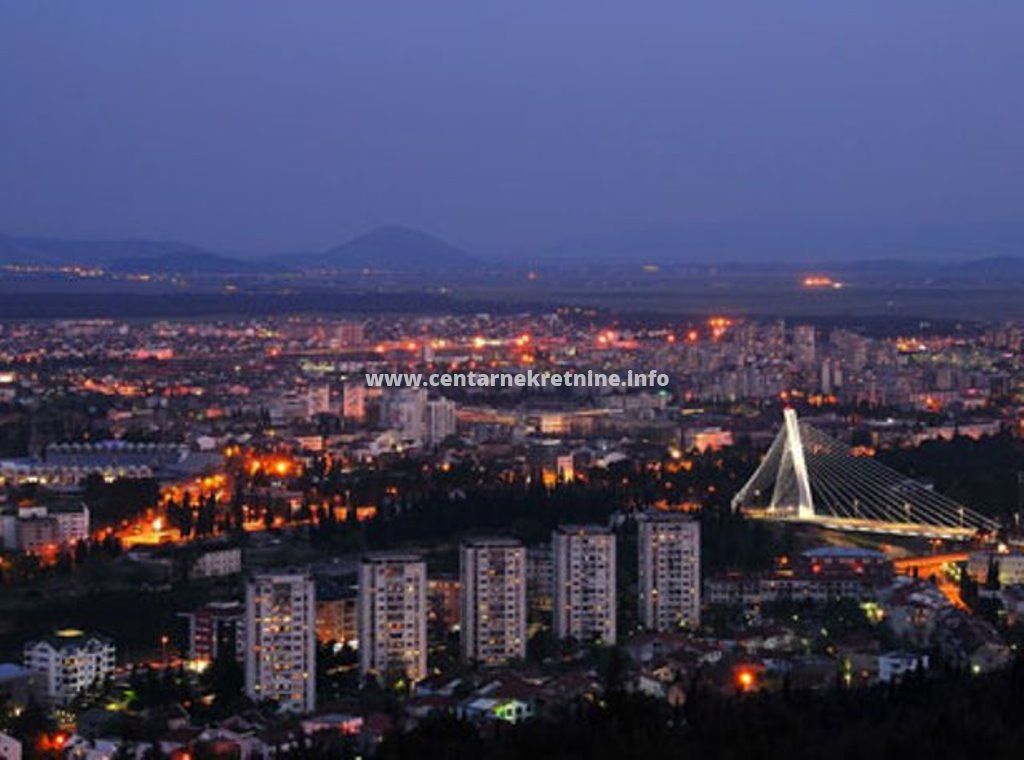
[736,669,755,691]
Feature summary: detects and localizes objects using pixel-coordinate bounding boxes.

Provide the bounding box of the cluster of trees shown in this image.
[880,431,1024,522]
[82,475,161,527]
[305,469,787,576]
[125,665,192,711]
[0,534,123,585]
[165,493,228,539]
[379,655,1024,759]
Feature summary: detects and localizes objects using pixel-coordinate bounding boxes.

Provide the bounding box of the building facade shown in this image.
[552,525,617,645]
[189,546,243,579]
[0,503,89,553]
[244,572,317,713]
[526,544,555,616]
[637,513,701,631]
[425,397,457,446]
[23,630,115,705]
[427,576,461,633]
[358,553,428,683]
[315,590,359,648]
[181,601,245,663]
[460,537,527,666]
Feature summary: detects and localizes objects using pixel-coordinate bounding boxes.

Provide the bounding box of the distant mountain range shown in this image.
[300,225,480,270]
[2,225,1023,277]
[0,226,480,274]
[0,234,215,268]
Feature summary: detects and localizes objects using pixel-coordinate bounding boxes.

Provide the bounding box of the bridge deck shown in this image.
[743,509,979,540]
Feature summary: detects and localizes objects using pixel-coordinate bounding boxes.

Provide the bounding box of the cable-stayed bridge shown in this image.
[732,409,999,540]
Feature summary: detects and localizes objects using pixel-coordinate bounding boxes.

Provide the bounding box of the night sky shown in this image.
[1,1,1022,259]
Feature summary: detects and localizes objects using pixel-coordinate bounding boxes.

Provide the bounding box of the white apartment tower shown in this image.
[358,553,428,683]
[381,389,427,442]
[460,537,527,666]
[244,571,317,713]
[425,397,457,446]
[552,525,617,645]
[637,513,701,631]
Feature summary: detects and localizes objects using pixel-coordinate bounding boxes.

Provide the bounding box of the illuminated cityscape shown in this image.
[4,1,1024,757]
[0,307,1021,755]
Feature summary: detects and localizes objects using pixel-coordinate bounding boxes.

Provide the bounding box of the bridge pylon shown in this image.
[732,409,999,540]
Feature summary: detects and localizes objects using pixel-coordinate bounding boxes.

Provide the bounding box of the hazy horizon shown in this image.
[2,1,1023,261]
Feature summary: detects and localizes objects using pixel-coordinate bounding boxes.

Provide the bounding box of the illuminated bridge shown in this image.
[732,409,999,540]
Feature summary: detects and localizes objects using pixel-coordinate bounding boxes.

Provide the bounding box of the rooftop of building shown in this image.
[636,511,698,523]
[801,546,889,561]
[461,536,523,548]
[25,629,115,651]
[361,551,425,564]
[554,524,613,536]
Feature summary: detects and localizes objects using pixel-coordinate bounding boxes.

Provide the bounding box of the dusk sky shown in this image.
[1,1,1022,259]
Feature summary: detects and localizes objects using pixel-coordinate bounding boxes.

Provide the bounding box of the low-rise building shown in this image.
[0,663,44,707]
[968,550,1024,586]
[0,503,90,553]
[796,547,893,584]
[934,608,1011,674]
[23,630,116,705]
[190,546,243,579]
[180,601,245,663]
[877,651,929,683]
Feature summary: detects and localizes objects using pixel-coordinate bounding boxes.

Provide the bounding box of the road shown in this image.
[892,552,970,609]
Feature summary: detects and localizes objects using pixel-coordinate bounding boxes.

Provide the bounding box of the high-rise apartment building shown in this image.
[460,537,527,666]
[342,381,367,423]
[792,324,817,366]
[380,389,427,442]
[552,525,617,645]
[425,397,457,445]
[244,572,317,713]
[637,513,701,631]
[358,553,428,683]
